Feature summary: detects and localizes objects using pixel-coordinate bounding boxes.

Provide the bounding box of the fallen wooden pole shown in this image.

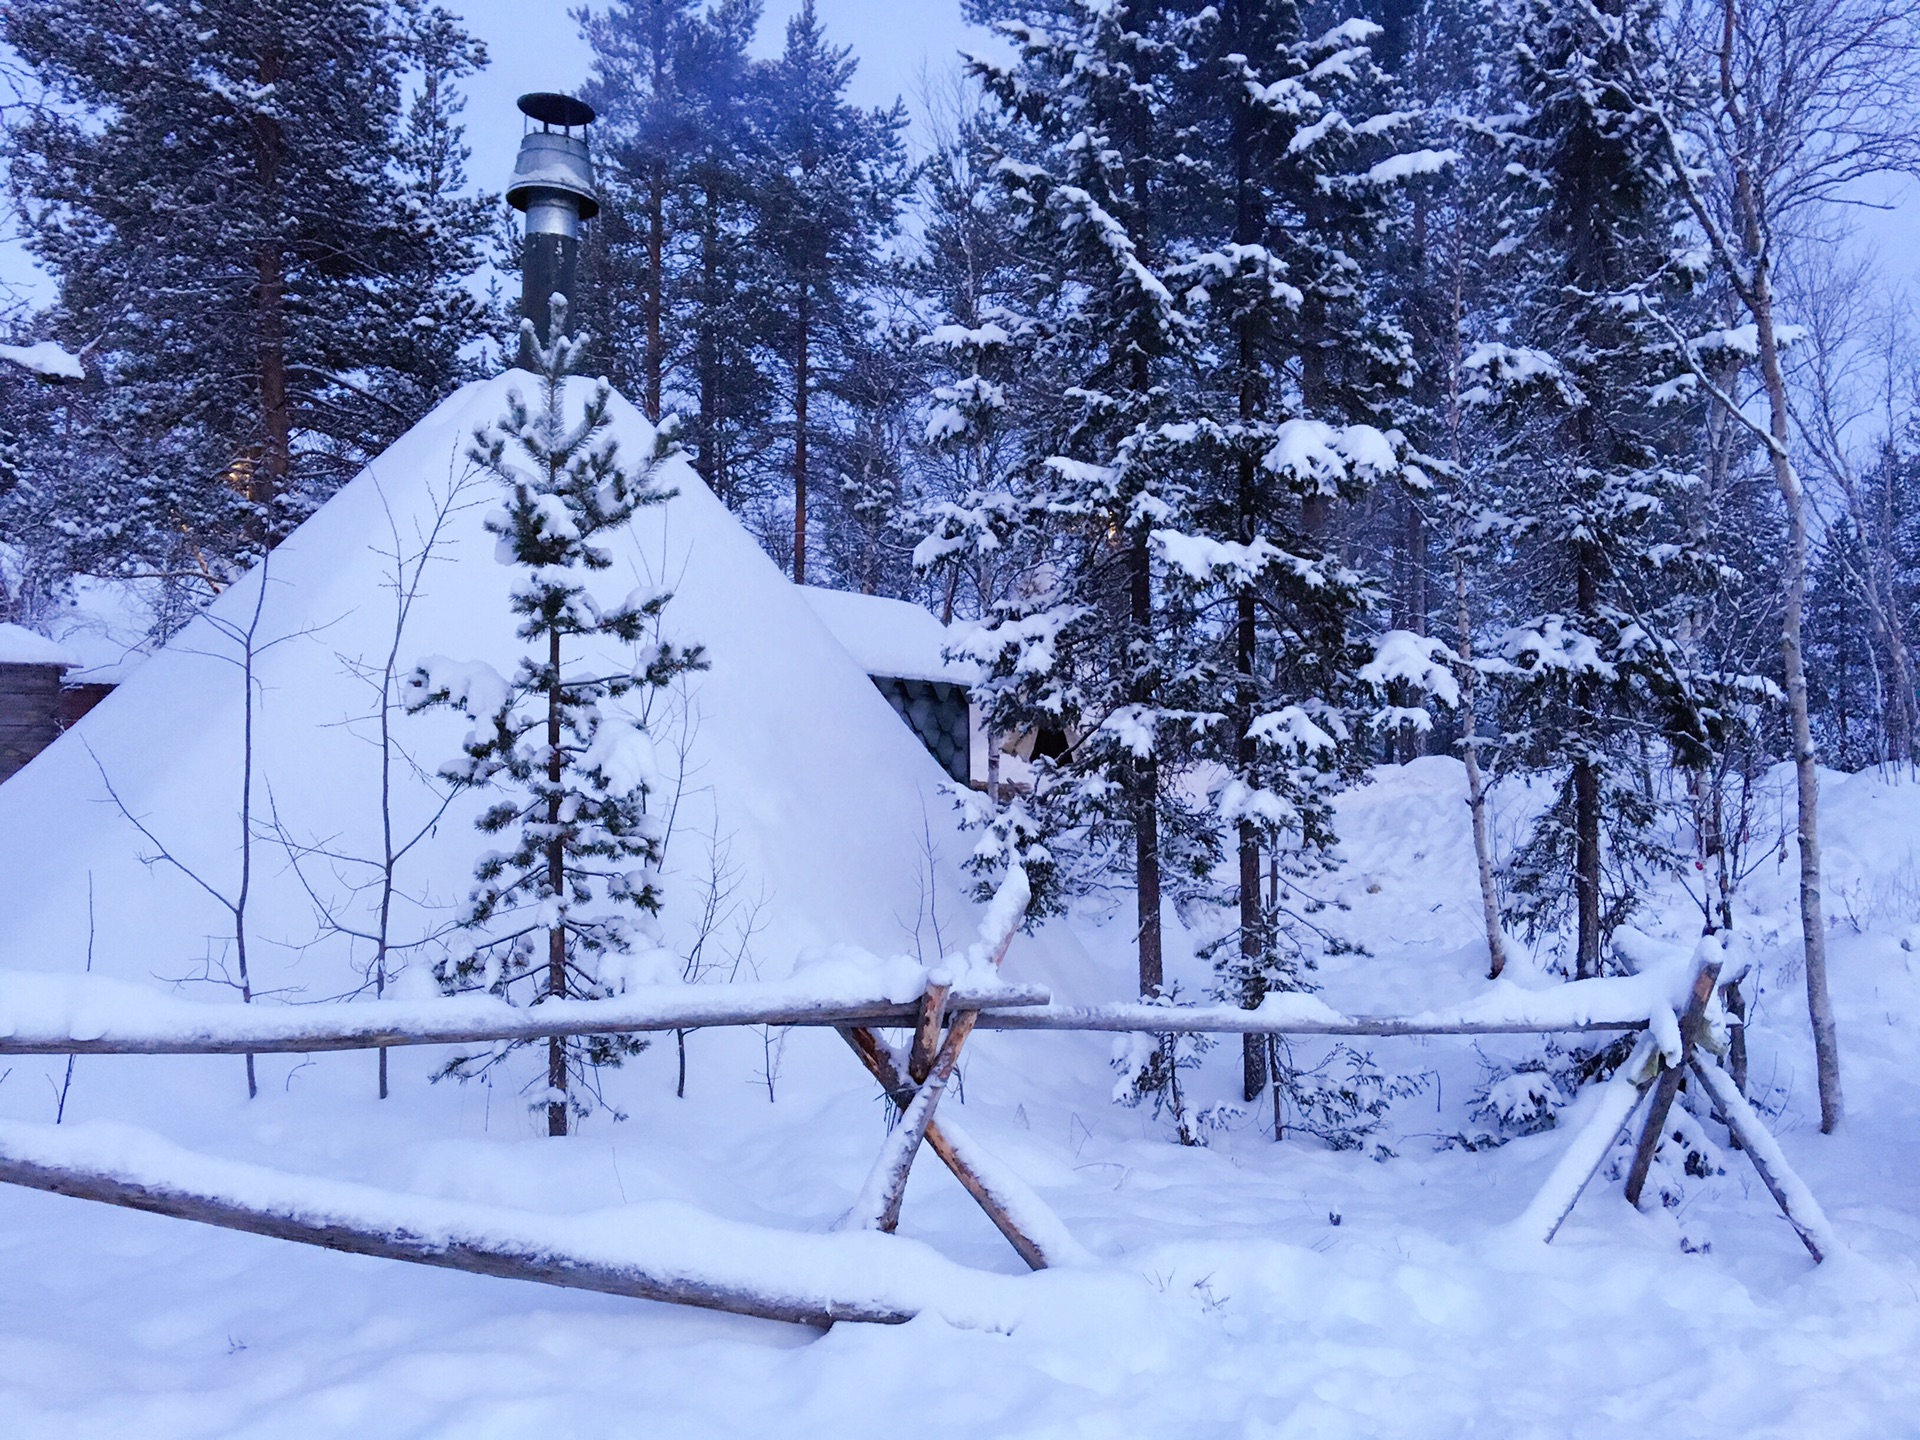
[0,984,1051,1057]
[0,1121,979,1328]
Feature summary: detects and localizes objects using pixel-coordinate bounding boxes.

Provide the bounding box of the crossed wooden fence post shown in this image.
[1526,951,1836,1262]
[834,877,1086,1272]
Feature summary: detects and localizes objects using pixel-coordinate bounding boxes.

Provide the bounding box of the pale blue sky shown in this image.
[3,3,1910,342]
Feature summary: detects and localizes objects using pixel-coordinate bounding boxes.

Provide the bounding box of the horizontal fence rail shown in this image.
[0,982,1053,1057]
[974,1005,1647,1037]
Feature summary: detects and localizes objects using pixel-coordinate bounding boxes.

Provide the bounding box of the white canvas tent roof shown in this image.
[0,373,1099,1004]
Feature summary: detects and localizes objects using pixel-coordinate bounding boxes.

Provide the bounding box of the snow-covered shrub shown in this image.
[1269,1039,1426,1153]
[1111,995,1218,1146]
[1443,1038,1625,1151]
[1475,1069,1567,1137]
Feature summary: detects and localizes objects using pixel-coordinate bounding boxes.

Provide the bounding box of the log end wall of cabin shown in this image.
[0,661,70,783]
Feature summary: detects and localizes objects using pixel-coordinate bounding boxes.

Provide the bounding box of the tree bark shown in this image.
[696,183,730,505]
[1754,278,1842,1131]
[249,44,289,529]
[547,625,568,1137]
[642,0,668,424]
[792,289,810,584]
[1573,543,1603,979]
[1131,533,1162,997]
[644,165,665,424]
[1455,544,1508,978]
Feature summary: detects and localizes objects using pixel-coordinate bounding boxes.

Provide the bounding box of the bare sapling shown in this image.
[272,460,480,1098]
[91,549,309,1100]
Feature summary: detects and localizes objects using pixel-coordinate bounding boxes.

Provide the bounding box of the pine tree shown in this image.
[911,90,1043,631]
[1807,520,1886,771]
[3,0,489,573]
[406,302,705,1136]
[959,0,1191,995]
[381,5,494,406]
[674,0,776,510]
[753,0,909,584]
[578,0,707,418]
[1151,0,1418,1096]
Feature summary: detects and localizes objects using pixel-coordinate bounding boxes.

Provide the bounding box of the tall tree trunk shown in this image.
[249,46,288,531]
[546,626,568,1137]
[1231,119,1265,1090]
[643,0,668,421]
[644,165,665,423]
[1572,543,1602,979]
[1455,544,1507,978]
[254,245,290,523]
[1837,462,1916,765]
[1755,275,1842,1132]
[1132,532,1163,997]
[793,290,809,586]
[697,184,723,502]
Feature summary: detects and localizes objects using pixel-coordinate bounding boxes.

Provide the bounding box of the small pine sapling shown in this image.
[407,300,704,1135]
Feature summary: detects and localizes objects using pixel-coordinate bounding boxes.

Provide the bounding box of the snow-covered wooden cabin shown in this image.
[0,623,78,783]
[799,587,979,785]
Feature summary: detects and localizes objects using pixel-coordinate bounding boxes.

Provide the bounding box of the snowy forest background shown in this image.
[6,2,1920,1431]
[3,0,1920,1113]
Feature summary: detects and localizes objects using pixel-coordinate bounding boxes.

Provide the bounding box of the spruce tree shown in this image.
[406,303,705,1136]
[960,0,1190,995]
[1152,0,1417,1095]
[1472,0,1724,976]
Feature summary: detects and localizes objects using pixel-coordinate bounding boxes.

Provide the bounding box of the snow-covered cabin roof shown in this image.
[0,372,1099,1001]
[0,623,78,668]
[799,586,977,686]
[0,341,85,381]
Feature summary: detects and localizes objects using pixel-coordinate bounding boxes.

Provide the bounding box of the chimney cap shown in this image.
[518,92,596,129]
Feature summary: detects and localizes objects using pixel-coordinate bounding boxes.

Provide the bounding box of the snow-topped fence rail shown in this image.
[0,971,1053,1056]
[0,900,1836,1327]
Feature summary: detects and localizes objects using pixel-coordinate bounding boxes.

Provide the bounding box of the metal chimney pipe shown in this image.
[505,93,599,360]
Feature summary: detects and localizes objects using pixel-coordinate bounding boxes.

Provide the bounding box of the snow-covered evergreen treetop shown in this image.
[404,303,706,1131]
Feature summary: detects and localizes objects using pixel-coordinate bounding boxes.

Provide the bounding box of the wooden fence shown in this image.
[0,952,1835,1329]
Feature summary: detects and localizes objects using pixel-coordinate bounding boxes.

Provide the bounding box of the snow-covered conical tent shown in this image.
[0,373,1096,1006]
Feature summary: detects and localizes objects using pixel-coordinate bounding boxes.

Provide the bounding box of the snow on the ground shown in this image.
[2,377,1918,1435]
[2,759,1918,1436]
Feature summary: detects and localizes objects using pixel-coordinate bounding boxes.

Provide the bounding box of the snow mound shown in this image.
[0,341,84,380]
